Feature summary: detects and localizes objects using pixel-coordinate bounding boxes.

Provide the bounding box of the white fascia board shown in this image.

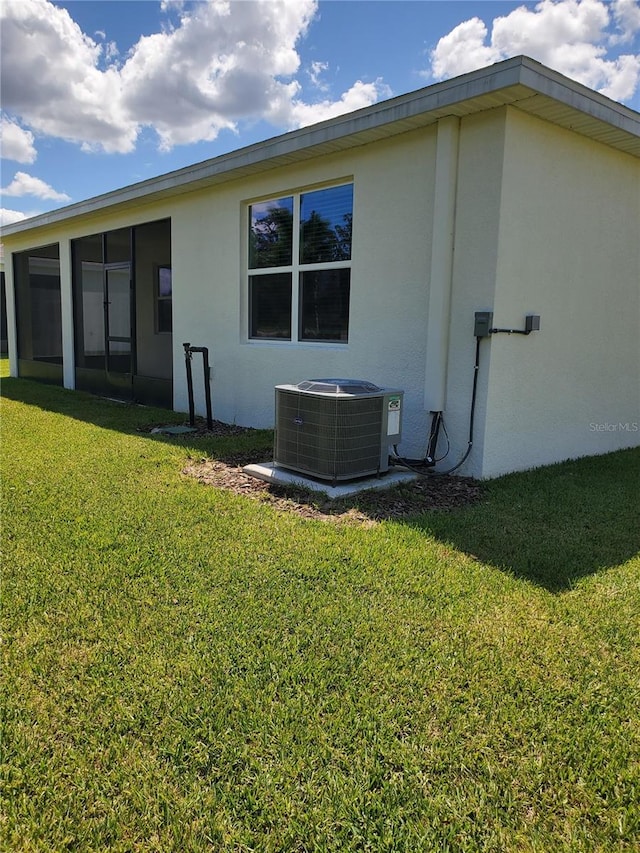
[518,58,640,135]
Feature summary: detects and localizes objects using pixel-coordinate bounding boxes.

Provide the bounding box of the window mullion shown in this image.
[248,265,292,276]
[299,259,351,271]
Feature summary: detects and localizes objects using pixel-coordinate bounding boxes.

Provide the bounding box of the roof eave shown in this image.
[2,56,638,240]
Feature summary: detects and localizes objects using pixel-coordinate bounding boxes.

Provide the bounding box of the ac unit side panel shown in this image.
[275,390,389,480]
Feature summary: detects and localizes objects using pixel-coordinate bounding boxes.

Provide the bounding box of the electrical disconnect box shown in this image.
[474,311,494,337]
[474,311,541,336]
[525,314,541,333]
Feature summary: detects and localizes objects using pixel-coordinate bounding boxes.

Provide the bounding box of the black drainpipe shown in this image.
[183,342,213,430]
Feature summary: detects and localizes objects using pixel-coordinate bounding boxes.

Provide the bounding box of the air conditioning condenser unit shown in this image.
[274,378,403,483]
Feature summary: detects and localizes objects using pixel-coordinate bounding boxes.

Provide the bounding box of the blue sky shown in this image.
[1,0,639,225]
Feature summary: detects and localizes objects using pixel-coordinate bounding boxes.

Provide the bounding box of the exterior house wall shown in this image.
[443,109,507,476]
[481,108,640,477]
[171,127,439,458]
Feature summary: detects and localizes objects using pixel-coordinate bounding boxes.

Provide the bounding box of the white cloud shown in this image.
[104,41,119,64]
[1,0,386,155]
[308,60,330,91]
[160,0,186,12]
[431,18,502,79]
[611,0,640,42]
[1,117,37,163]
[2,171,71,201]
[0,208,29,226]
[0,0,137,153]
[430,0,640,104]
[118,0,320,148]
[279,79,389,128]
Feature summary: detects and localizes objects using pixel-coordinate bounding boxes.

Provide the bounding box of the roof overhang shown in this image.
[2,55,639,241]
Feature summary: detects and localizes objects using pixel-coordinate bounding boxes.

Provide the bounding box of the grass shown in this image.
[2,360,639,852]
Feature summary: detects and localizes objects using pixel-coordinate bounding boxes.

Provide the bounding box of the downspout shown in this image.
[424,116,460,421]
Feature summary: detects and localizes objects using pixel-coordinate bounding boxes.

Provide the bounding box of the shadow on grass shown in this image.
[1,374,175,428]
[0,374,273,455]
[3,375,638,593]
[400,448,640,592]
[184,445,639,593]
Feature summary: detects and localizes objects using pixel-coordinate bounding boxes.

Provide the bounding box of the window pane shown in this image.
[158,266,172,297]
[249,273,292,339]
[249,197,293,269]
[300,184,353,264]
[300,268,350,342]
[157,267,172,334]
[157,300,172,334]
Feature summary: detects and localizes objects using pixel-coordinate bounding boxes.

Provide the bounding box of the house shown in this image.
[2,56,638,479]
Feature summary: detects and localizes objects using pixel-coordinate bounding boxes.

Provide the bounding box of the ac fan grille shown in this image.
[275,390,385,480]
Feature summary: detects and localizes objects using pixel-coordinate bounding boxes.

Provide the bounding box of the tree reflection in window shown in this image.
[300,184,352,263]
[249,197,293,269]
[248,183,353,342]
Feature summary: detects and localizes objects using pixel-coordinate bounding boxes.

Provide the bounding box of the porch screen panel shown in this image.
[13,246,62,364]
[106,267,131,341]
[106,267,132,374]
[72,234,104,369]
[105,228,131,264]
[133,217,172,381]
[80,262,105,363]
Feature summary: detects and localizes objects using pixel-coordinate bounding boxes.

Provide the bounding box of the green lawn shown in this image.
[2,362,639,852]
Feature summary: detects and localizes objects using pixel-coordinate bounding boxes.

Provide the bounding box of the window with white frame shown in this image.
[248,183,353,343]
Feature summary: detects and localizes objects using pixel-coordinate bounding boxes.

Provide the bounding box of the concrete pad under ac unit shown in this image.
[243,462,419,500]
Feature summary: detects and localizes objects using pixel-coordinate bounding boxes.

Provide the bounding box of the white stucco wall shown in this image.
[480,108,640,477]
[170,127,439,458]
[442,110,508,477]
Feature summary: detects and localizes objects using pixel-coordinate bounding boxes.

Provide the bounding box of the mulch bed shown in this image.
[140,418,483,525]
